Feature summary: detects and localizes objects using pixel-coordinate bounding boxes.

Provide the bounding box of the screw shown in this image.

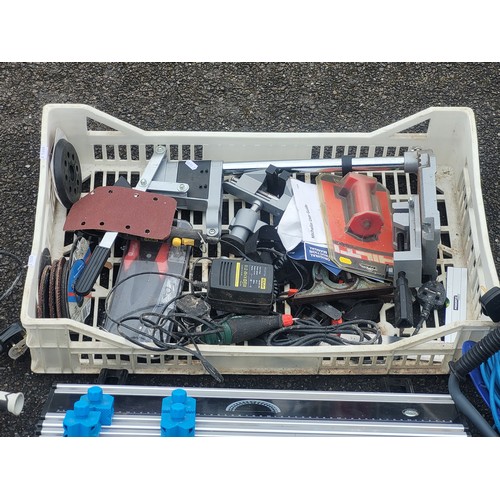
[251,200,263,212]
[155,145,166,154]
[178,183,187,192]
[402,408,419,418]
[208,228,217,236]
[139,178,147,186]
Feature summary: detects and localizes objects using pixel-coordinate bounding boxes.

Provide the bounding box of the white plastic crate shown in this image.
[20,104,499,376]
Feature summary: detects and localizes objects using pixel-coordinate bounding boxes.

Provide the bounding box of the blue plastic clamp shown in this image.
[79,385,115,425]
[63,399,101,437]
[160,388,196,437]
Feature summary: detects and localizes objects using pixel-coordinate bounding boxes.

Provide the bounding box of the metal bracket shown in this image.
[393,196,423,288]
[137,145,168,190]
[223,167,293,218]
[416,150,441,279]
[148,159,224,242]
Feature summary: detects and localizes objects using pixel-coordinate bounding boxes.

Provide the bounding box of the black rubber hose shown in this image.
[451,327,500,379]
[448,372,498,437]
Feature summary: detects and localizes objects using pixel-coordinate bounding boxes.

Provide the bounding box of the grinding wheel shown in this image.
[52,138,82,209]
[54,257,69,319]
[48,261,58,318]
[37,264,52,318]
[59,257,70,319]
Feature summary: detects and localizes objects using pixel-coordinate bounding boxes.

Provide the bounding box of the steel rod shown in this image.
[223,156,407,174]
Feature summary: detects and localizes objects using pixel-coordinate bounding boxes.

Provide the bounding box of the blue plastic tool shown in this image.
[79,385,115,425]
[63,399,101,437]
[160,388,196,437]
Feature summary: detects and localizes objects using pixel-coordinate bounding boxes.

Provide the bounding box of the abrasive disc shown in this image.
[37,264,52,318]
[52,138,82,209]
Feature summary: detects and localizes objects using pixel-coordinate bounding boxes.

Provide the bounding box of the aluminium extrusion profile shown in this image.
[37,384,468,437]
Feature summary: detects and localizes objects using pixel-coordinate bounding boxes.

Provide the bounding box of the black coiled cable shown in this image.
[266,319,382,346]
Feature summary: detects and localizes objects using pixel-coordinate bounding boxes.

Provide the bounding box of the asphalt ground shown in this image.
[0,62,499,440]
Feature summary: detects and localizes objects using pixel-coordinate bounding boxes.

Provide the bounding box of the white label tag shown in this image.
[185,160,198,170]
[28,255,36,267]
[40,145,49,160]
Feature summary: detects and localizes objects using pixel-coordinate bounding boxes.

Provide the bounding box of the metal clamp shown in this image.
[223,165,293,218]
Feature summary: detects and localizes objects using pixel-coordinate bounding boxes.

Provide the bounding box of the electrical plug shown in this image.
[0,322,27,360]
[413,280,447,335]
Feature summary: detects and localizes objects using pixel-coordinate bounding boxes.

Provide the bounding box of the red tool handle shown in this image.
[155,242,170,275]
[122,240,141,273]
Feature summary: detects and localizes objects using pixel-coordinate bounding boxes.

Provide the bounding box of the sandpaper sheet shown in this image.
[63,186,177,240]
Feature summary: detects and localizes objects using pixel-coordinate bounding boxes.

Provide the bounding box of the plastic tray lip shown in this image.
[21,104,498,375]
[39,104,482,151]
[22,318,495,355]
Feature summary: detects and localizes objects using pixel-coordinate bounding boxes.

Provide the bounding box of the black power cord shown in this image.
[0,250,27,359]
[266,318,382,346]
[0,250,26,303]
[103,270,225,382]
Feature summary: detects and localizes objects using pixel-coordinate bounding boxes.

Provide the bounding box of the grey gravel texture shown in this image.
[0,62,498,437]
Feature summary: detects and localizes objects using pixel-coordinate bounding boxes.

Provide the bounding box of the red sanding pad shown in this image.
[63,185,177,240]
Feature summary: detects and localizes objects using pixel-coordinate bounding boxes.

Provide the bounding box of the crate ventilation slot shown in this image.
[397,119,430,134]
[86,118,118,132]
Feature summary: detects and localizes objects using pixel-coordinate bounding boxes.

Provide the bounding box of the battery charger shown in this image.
[206,258,275,315]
